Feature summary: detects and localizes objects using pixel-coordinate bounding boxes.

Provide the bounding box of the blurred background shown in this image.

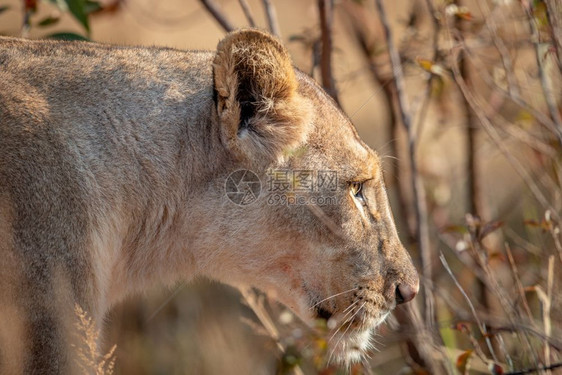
[1,0,561,373]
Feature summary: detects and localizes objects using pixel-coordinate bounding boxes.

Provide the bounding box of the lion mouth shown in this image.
[314,306,333,321]
[303,286,391,364]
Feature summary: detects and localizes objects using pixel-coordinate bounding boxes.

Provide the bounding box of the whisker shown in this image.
[381,154,399,161]
[362,358,374,375]
[329,301,366,344]
[342,300,359,314]
[371,336,383,347]
[328,302,367,363]
[339,303,359,325]
[310,288,357,310]
[330,301,359,332]
[327,301,359,343]
[327,329,344,366]
[344,302,366,329]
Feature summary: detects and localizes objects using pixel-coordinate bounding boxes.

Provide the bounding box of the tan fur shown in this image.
[0,197,25,375]
[213,29,312,166]
[0,29,418,373]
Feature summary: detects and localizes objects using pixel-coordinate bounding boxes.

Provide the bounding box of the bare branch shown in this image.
[505,362,562,375]
[262,0,281,37]
[544,256,554,369]
[504,244,535,323]
[544,0,562,72]
[439,253,499,363]
[318,0,340,104]
[462,43,560,140]
[523,2,562,145]
[200,0,236,32]
[454,0,484,222]
[238,0,256,27]
[373,0,446,372]
[413,0,440,139]
[373,0,434,328]
[453,5,493,353]
[240,288,304,375]
[342,3,413,242]
[450,48,560,222]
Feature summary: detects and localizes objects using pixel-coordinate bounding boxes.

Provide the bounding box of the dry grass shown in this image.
[73,304,117,375]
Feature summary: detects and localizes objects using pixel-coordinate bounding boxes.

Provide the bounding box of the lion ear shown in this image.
[213,28,310,165]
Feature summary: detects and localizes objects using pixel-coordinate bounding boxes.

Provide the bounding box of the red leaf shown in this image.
[489,363,504,375]
[25,0,37,11]
[456,350,473,374]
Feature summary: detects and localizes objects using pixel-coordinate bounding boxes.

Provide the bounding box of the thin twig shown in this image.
[478,70,560,140]
[200,0,236,32]
[318,0,340,104]
[450,47,560,222]
[374,1,444,372]
[434,285,562,350]
[240,288,304,375]
[458,46,558,156]
[505,362,562,375]
[456,16,561,147]
[414,0,440,140]
[523,2,562,145]
[464,220,535,366]
[342,4,414,243]
[439,252,498,363]
[476,0,520,98]
[262,0,281,37]
[442,230,538,369]
[374,0,434,329]
[238,0,256,27]
[543,0,562,72]
[546,210,562,264]
[454,0,483,221]
[544,256,554,369]
[504,243,535,323]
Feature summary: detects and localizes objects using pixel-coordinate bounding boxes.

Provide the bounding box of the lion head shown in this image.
[196,29,419,363]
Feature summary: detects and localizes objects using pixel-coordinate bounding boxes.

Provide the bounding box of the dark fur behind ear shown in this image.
[213,29,311,165]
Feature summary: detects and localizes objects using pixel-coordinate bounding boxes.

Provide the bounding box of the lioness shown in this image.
[0,29,418,373]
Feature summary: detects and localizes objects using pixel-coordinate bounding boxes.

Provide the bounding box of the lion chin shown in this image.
[327,311,391,366]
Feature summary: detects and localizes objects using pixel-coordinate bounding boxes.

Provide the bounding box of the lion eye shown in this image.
[350,181,365,202]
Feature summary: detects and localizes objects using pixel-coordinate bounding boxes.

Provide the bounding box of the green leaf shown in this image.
[442,225,468,234]
[84,0,102,14]
[47,32,89,41]
[64,0,90,32]
[0,5,9,14]
[37,15,61,27]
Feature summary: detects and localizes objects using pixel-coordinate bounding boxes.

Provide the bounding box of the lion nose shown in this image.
[395,280,419,305]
